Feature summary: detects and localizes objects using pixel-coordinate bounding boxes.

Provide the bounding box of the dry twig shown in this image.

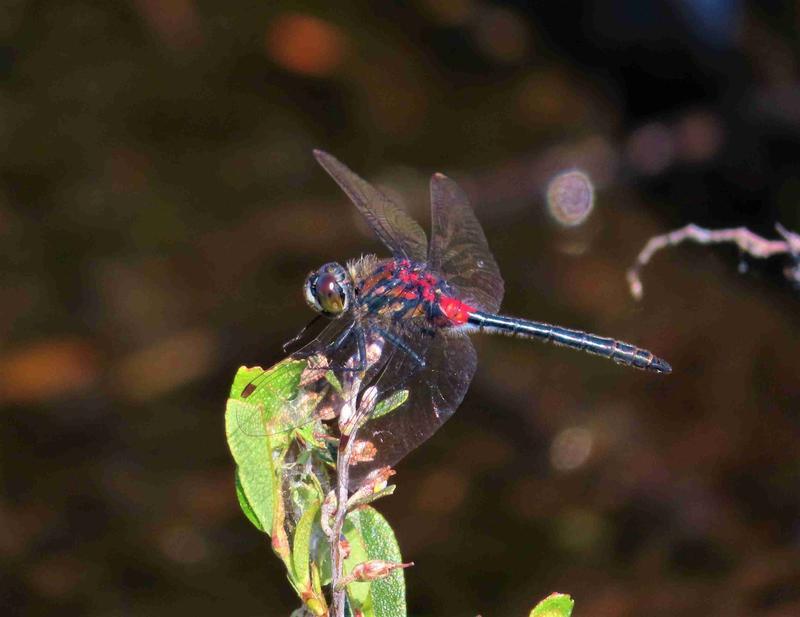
[627,223,800,299]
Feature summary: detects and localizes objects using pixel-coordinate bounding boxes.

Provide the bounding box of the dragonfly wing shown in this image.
[314,150,428,261]
[428,173,504,313]
[347,325,477,487]
[232,360,321,438]
[234,317,359,437]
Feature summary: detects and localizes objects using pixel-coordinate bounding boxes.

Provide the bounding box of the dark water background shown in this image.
[2,2,800,615]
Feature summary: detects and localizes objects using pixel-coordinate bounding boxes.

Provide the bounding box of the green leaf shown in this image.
[347,507,406,617]
[291,499,321,587]
[235,468,264,531]
[229,361,309,438]
[226,398,278,533]
[529,593,575,617]
[227,361,336,615]
[226,362,409,616]
[229,361,306,403]
[342,516,372,611]
[325,370,343,394]
[372,390,409,420]
[225,362,307,534]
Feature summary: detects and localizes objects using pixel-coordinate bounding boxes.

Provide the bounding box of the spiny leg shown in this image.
[372,325,426,369]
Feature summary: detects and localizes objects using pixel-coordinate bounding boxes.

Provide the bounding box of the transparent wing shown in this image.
[233,317,359,438]
[231,362,330,439]
[314,150,428,261]
[233,317,477,486]
[347,324,477,487]
[428,173,504,313]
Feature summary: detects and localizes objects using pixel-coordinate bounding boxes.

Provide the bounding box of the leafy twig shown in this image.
[226,347,574,617]
[627,222,800,299]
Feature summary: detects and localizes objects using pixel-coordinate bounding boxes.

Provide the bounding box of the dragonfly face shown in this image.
[303,262,353,318]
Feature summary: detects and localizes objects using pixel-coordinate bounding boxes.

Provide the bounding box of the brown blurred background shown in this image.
[2,1,800,615]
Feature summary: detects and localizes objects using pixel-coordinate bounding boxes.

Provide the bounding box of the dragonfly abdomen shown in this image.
[466,311,671,373]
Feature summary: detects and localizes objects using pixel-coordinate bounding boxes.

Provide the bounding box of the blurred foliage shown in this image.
[2,1,800,616]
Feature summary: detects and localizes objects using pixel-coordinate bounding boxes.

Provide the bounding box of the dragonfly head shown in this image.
[304,262,353,318]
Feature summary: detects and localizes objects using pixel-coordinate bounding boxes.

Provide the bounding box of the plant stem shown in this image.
[329,338,382,617]
[330,431,353,617]
[330,372,370,617]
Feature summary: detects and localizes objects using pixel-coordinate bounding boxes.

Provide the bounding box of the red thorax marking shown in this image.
[360,259,476,326]
[437,295,474,325]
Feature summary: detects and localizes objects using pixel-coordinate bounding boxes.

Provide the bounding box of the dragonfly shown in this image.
[237,150,670,485]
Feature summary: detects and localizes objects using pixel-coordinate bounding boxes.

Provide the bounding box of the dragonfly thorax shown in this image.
[303,261,354,318]
[352,257,476,327]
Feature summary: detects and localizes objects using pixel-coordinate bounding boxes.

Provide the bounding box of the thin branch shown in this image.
[330,434,352,617]
[329,344,381,617]
[627,223,800,300]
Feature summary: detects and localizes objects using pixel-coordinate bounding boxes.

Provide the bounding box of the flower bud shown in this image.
[364,466,395,493]
[350,559,413,582]
[321,490,337,537]
[335,559,413,590]
[338,537,351,560]
[351,439,377,463]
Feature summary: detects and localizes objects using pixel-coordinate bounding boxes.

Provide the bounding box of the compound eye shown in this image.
[315,273,346,315]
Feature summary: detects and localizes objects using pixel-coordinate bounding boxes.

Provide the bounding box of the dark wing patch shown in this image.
[428,173,504,313]
[314,150,428,262]
[347,326,477,487]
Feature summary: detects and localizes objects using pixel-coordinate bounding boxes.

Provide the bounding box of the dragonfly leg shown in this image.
[289,320,368,374]
[372,325,426,368]
[282,315,324,353]
[323,321,368,373]
[330,320,356,349]
[356,326,367,371]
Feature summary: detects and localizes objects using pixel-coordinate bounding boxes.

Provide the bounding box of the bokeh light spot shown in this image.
[159,525,209,565]
[111,328,217,402]
[626,122,674,175]
[555,508,606,554]
[25,553,86,599]
[471,7,531,63]
[675,111,723,162]
[415,467,469,514]
[546,170,595,227]
[420,0,476,26]
[0,338,98,404]
[265,13,348,77]
[132,0,202,51]
[550,426,593,471]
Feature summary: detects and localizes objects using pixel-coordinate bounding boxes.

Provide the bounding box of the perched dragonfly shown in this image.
[238,150,670,483]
